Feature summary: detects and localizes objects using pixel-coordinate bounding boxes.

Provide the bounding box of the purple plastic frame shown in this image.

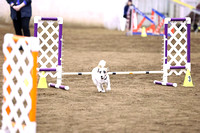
[164,18,191,69]
[170,66,186,69]
[34,17,63,72]
[154,81,174,87]
[39,68,57,71]
[49,84,66,90]
[41,17,58,21]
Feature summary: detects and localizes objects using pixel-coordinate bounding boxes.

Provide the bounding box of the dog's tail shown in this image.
[98,60,106,68]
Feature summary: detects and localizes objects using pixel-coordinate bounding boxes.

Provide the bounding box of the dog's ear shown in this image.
[98,65,102,68]
[106,67,109,72]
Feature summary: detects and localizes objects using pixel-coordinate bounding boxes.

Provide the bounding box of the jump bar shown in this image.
[171,18,186,21]
[39,68,57,71]
[62,71,163,75]
[108,71,163,75]
[62,72,92,75]
[170,66,186,69]
[41,17,58,21]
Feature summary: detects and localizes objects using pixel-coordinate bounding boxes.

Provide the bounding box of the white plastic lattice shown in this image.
[37,20,59,78]
[167,21,187,75]
[2,34,37,132]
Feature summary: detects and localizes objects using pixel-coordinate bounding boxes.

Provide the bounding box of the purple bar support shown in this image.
[170,66,186,69]
[39,68,57,71]
[164,23,168,64]
[155,81,162,85]
[166,82,174,86]
[187,23,191,63]
[49,84,55,87]
[34,23,38,37]
[59,85,67,90]
[171,18,186,21]
[154,81,177,87]
[58,24,63,66]
[49,83,69,90]
[41,17,58,21]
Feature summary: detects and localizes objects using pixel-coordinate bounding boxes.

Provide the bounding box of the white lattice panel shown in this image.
[2,34,36,132]
[37,20,59,78]
[167,21,187,75]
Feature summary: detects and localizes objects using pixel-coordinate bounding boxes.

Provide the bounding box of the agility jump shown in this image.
[126,6,156,35]
[1,34,39,132]
[34,16,192,89]
[34,16,65,90]
[154,17,191,86]
[126,6,166,36]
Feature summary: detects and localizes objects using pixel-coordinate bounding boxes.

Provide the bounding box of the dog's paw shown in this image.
[98,89,105,93]
[106,88,111,91]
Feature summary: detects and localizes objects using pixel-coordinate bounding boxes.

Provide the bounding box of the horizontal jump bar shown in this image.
[109,71,163,75]
[170,66,186,69]
[171,18,186,21]
[41,17,58,21]
[62,72,92,75]
[39,68,57,71]
[62,71,163,75]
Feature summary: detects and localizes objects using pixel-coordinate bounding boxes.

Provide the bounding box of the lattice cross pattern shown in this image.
[37,21,59,78]
[2,38,33,132]
[168,21,187,75]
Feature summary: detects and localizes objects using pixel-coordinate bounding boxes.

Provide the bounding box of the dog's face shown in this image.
[98,67,108,80]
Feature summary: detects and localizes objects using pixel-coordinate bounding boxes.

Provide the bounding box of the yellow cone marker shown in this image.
[141,27,147,37]
[37,71,48,88]
[183,69,194,87]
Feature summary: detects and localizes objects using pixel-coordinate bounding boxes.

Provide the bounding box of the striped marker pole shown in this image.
[49,83,69,90]
[62,71,163,76]
[62,72,92,75]
[108,71,163,75]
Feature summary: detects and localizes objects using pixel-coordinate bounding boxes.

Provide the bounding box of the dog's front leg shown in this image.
[97,83,105,93]
[106,79,111,91]
[97,85,102,92]
[100,84,105,93]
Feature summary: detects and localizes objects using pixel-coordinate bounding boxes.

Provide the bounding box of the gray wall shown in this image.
[133,0,199,26]
[0,0,199,30]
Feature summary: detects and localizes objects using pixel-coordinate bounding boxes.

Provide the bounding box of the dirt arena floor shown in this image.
[0,21,200,133]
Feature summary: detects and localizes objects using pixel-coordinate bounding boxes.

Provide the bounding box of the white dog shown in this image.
[92,60,111,93]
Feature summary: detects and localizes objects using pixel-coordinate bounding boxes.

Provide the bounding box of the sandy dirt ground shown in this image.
[0,22,200,133]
